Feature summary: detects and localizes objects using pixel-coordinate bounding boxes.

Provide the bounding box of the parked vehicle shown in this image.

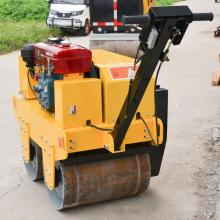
[47,0,90,36]
[89,0,155,57]
[90,0,154,34]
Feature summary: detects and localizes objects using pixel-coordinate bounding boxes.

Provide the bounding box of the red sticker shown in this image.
[109,66,138,80]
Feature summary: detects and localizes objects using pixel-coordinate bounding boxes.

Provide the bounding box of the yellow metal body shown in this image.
[143,0,155,14]
[13,50,163,190]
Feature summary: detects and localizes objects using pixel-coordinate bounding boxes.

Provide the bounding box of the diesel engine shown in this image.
[21,38,92,112]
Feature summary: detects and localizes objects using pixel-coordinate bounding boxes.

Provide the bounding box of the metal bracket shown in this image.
[42,143,55,190]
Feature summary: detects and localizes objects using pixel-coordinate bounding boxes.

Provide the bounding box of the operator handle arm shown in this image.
[113,6,214,151]
[122,12,213,25]
[193,13,214,21]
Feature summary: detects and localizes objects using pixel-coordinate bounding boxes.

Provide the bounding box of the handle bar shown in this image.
[122,15,151,25]
[193,13,214,21]
[122,12,214,25]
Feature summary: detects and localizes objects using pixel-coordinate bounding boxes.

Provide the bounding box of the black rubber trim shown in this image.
[148,88,168,176]
[63,144,149,166]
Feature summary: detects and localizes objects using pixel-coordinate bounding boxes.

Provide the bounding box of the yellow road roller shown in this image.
[13,6,213,210]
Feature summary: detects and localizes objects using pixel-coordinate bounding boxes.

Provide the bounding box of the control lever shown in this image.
[112,6,214,151]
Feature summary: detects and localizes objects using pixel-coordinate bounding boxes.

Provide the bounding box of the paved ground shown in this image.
[1,0,220,219]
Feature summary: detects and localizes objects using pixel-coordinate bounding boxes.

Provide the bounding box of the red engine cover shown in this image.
[33,42,92,74]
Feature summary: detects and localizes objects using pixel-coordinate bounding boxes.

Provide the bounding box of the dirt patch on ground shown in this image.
[193,127,220,220]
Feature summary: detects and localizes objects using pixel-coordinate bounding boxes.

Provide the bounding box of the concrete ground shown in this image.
[1,0,220,219]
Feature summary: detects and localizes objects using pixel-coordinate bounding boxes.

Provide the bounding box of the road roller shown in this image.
[12,6,213,210]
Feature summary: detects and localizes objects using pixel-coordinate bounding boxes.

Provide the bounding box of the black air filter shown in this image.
[21,44,35,68]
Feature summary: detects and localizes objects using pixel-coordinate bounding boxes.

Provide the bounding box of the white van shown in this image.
[47,0,90,36]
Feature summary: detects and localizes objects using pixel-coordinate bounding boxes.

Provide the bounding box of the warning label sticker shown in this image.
[108,66,138,80]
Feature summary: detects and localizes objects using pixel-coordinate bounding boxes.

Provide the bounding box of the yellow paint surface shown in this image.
[13,49,164,190]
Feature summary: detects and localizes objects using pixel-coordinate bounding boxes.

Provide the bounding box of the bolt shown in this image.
[104,144,109,149]
[70,146,76,150]
[70,139,77,144]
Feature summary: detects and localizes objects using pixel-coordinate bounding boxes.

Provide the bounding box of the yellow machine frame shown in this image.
[143,0,155,14]
[13,50,163,190]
